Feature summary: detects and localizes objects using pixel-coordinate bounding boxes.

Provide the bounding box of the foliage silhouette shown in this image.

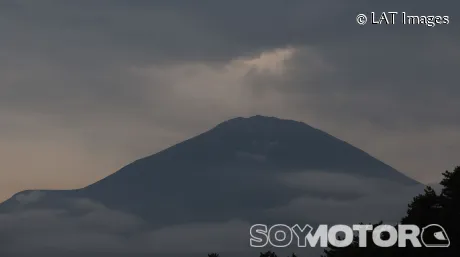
[259,250,297,257]
[322,166,460,257]
[206,166,459,257]
[260,250,278,257]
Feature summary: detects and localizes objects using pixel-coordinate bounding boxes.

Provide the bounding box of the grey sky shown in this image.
[1,0,459,201]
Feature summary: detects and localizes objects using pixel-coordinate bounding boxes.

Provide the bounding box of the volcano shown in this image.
[0,115,421,227]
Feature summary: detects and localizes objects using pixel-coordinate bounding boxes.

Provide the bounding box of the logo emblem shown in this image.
[421,224,450,247]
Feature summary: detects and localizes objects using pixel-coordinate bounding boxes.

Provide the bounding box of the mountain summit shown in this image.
[0,115,420,226]
[91,115,415,186]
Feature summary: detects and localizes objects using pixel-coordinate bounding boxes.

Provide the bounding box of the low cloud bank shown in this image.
[0,172,424,256]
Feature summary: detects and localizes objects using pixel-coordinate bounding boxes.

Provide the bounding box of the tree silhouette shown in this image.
[206,167,459,257]
[322,166,460,257]
[260,250,278,257]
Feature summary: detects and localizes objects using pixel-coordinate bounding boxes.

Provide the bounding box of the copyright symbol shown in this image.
[356,14,367,25]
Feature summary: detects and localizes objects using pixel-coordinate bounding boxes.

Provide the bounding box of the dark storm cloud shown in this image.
[2,0,459,114]
[1,0,458,120]
[249,39,460,129]
[0,0,343,115]
[1,0,347,63]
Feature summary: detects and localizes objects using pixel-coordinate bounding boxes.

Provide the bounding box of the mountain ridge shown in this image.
[0,115,421,225]
[81,115,418,191]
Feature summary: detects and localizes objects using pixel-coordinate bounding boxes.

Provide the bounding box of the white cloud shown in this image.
[0,198,252,254]
[15,191,46,205]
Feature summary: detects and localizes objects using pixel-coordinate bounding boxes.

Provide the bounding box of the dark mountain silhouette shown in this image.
[0,115,420,227]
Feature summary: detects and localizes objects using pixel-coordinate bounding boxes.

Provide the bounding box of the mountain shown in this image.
[0,116,420,222]
[0,115,425,256]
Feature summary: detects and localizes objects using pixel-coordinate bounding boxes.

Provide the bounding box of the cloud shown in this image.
[0,0,459,214]
[0,197,252,255]
[15,191,46,205]
[278,171,417,195]
[268,173,423,224]
[0,172,424,255]
[0,1,458,256]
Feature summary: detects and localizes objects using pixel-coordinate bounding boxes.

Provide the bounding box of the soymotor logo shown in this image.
[250,224,450,248]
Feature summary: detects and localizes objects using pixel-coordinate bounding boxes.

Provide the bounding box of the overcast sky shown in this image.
[1,0,459,202]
